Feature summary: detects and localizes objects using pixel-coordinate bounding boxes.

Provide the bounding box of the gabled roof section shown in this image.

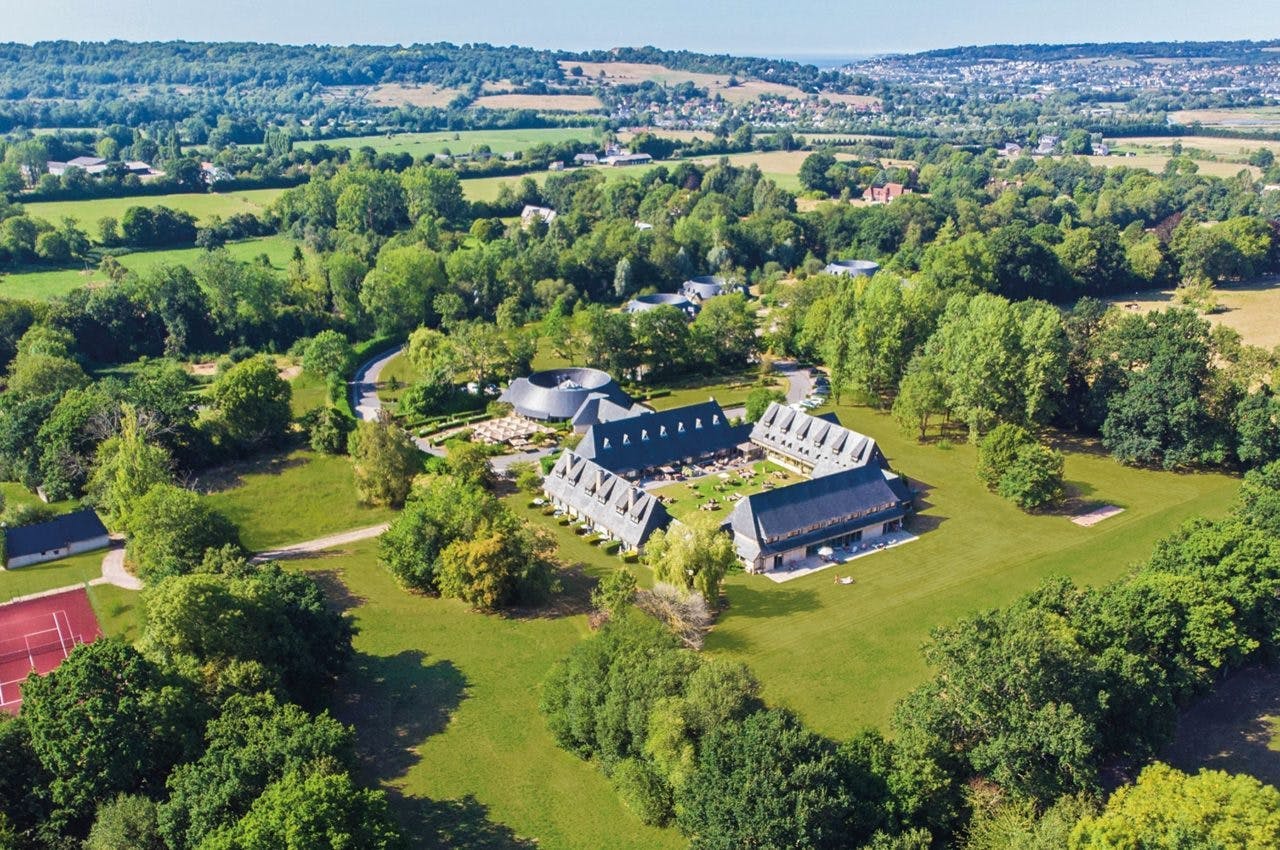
[576,400,746,474]
[542,452,671,549]
[6,508,109,559]
[750,402,885,475]
[728,466,910,560]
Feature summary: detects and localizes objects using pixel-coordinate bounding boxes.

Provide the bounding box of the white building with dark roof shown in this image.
[727,465,911,573]
[576,400,749,478]
[748,402,885,476]
[542,452,671,551]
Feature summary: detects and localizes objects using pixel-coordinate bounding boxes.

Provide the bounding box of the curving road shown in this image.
[350,344,405,422]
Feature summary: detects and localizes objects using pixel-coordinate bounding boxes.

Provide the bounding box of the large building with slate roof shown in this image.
[542,452,671,551]
[500,367,639,426]
[749,402,886,476]
[5,508,110,569]
[726,465,911,573]
[576,400,751,478]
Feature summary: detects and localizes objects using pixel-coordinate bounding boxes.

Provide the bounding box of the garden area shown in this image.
[650,460,802,519]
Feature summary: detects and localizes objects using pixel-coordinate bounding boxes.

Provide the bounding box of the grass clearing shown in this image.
[1167,108,1280,130]
[199,449,397,551]
[289,370,329,418]
[0,234,297,302]
[292,538,682,850]
[0,549,104,603]
[1078,152,1258,179]
[643,371,781,411]
[1110,134,1280,160]
[20,188,286,229]
[1104,276,1280,350]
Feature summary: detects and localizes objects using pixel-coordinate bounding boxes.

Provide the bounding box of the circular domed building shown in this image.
[499,367,635,422]
[680,275,736,301]
[623,292,700,319]
[823,259,880,278]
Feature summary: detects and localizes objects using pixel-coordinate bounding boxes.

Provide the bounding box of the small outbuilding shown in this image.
[680,275,737,302]
[5,509,110,569]
[823,259,880,278]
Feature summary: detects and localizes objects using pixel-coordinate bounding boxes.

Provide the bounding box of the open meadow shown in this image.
[1104,276,1280,350]
[19,187,286,229]
[297,127,600,159]
[0,234,297,302]
[1168,107,1280,129]
[1078,152,1259,179]
[1108,134,1280,160]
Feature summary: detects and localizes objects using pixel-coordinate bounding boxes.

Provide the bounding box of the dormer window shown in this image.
[678,422,685,433]
[712,415,720,425]
[602,438,611,449]
[695,418,703,429]
[622,434,630,445]
[659,426,668,437]
[641,429,649,441]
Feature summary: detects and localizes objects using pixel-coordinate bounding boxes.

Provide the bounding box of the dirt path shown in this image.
[251,523,390,562]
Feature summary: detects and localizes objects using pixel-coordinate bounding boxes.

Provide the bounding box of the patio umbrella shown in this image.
[817,546,835,559]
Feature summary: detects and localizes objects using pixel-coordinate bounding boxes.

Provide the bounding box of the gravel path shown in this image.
[251,523,391,562]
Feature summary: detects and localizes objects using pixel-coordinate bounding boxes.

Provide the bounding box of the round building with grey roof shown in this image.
[823,259,880,278]
[681,275,735,301]
[499,367,635,422]
[623,292,700,318]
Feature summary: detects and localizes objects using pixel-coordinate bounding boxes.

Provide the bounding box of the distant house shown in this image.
[542,452,671,551]
[822,259,880,278]
[5,509,110,569]
[520,205,557,226]
[861,182,910,204]
[1034,135,1059,156]
[1095,143,1110,157]
[725,465,911,573]
[549,161,565,171]
[201,162,232,184]
[576,400,750,479]
[1001,142,1024,157]
[573,152,599,165]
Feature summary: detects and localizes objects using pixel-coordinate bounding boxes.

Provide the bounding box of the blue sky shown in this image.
[8,0,1280,57]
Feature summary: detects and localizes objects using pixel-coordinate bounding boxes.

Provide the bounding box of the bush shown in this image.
[612,757,673,826]
[302,407,355,455]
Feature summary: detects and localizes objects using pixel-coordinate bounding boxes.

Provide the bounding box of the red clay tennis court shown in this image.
[0,587,102,714]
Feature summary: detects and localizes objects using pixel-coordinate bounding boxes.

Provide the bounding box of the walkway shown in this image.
[251,523,390,562]
[349,344,405,423]
[1,541,140,608]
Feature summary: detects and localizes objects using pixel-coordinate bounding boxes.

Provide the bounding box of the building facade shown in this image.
[748,402,885,476]
[542,452,671,551]
[5,509,111,569]
[576,400,750,478]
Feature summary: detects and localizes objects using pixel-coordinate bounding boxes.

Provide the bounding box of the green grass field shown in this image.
[200,449,397,551]
[0,234,297,302]
[298,128,600,159]
[643,371,780,412]
[703,403,1240,736]
[0,548,105,603]
[289,370,329,418]
[86,583,142,643]
[291,538,682,850]
[19,188,286,230]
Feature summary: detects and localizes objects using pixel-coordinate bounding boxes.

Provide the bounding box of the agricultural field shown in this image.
[292,537,683,850]
[297,127,601,159]
[0,234,297,302]
[1168,107,1280,129]
[686,149,860,191]
[198,449,397,551]
[1108,134,1280,160]
[472,93,604,111]
[19,187,286,229]
[323,83,463,108]
[1104,276,1280,350]
[1079,152,1258,179]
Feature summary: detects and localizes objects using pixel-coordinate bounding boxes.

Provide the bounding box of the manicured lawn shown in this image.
[200,450,397,551]
[704,402,1240,737]
[0,483,78,515]
[291,538,682,850]
[87,583,141,643]
[651,460,802,519]
[0,234,297,302]
[0,549,105,603]
[643,371,781,412]
[20,188,286,230]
